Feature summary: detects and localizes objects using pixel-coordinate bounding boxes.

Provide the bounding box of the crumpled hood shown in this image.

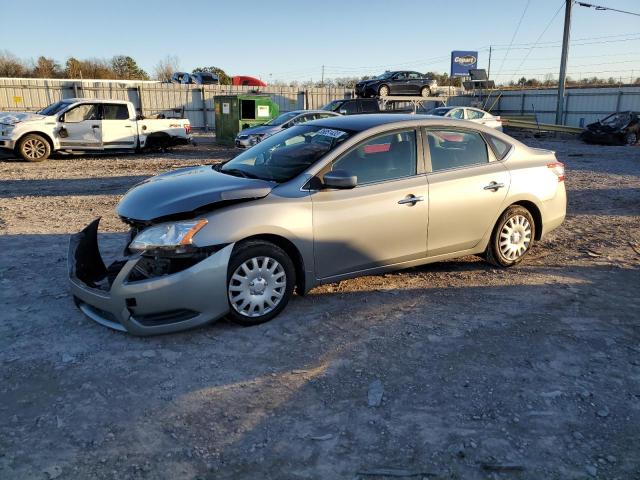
[0,111,47,125]
[116,165,274,222]
[237,124,279,137]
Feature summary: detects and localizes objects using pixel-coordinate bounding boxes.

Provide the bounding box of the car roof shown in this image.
[289,109,339,115]
[307,113,478,132]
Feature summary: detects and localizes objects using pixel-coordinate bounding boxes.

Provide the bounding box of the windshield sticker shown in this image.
[316,128,346,139]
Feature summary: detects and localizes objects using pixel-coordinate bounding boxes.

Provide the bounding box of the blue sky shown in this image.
[1,0,639,83]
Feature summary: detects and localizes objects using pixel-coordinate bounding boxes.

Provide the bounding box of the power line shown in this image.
[575,1,640,17]
[494,0,532,79]
[489,30,640,47]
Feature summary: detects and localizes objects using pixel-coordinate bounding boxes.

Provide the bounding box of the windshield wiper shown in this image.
[221,168,260,179]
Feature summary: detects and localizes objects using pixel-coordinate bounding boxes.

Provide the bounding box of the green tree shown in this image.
[192,66,231,85]
[111,55,149,80]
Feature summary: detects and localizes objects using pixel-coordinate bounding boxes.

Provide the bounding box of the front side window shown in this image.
[339,101,358,114]
[426,129,489,172]
[64,104,98,123]
[331,130,417,185]
[103,104,129,120]
[221,125,352,183]
[449,109,464,119]
[393,72,408,80]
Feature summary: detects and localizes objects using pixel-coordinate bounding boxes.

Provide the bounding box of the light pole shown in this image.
[555,0,572,125]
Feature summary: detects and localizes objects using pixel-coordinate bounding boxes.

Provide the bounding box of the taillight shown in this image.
[495,116,502,123]
[547,162,565,182]
[185,124,191,135]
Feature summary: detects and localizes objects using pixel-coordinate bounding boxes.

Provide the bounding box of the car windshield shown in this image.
[374,72,393,80]
[38,101,72,116]
[264,112,299,126]
[427,108,451,116]
[220,125,352,183]
[321,100,344,112]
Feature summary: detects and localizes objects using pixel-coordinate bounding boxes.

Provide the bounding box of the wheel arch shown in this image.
[504,200,543,240]
[235,233,307,295]
[16,131,55,152]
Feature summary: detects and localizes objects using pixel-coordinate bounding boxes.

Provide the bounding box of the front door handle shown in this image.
[91,125,100,129]
[484,181,504,191]
[398,195,425,205]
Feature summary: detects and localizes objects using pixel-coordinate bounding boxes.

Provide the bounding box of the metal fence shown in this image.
[2,78,639,129]
[0,78,355,129]
[449,86,640,127]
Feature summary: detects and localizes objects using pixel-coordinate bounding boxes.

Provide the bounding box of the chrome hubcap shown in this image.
[23,139,46,159]
[228,256,286,317]
[499,215,532,261]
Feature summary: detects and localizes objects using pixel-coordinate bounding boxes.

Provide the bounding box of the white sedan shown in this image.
[426,106,503,131]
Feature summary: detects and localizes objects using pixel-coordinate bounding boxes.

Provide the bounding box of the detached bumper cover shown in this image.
[68,218,234,336]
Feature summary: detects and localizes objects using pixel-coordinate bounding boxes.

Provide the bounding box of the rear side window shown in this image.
[361,100,378,113]
[339,101,358,115]
[426,129,489,172]
[486,135,512,160]
[332,130,417,184]
[466,109,484,120]
[103,104,129,120]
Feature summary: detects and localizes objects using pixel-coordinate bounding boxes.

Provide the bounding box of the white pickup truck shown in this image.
[0,98,192,162]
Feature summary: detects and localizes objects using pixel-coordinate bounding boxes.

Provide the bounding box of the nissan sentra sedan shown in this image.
[68,114,566,335]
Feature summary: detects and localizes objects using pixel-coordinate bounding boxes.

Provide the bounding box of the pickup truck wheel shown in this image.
[420,86,431,97]
[625,132,638,145]
[378,85,390,97]
[17,134,51,162]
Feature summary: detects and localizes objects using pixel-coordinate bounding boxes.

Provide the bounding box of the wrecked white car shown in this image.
[0,99,191,162]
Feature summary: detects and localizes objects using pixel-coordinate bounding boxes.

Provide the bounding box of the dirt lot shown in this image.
[1,134,639,480]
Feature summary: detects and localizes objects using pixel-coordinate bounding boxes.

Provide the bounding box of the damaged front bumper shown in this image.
[68,218,234,336]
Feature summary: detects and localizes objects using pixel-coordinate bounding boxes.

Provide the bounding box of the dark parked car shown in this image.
[579,111,639,145]
[355,71,438,98]
[321,98,380,115]
[181,72,220,85]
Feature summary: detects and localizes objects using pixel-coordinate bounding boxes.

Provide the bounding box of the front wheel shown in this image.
[17,134,51,162]
[625,131,638,145]
[378,85,390,97]
[420,86,431,97]
[226,240,295,326]
[485,206,535,267]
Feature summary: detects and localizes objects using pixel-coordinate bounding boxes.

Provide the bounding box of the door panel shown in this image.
[312,176,428,278]
[60,103,101,149]
[102,103,136,148]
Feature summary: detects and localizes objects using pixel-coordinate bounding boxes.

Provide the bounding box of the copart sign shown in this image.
[450,51,478,77]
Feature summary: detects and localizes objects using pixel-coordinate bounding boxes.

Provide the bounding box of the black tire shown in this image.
[420,86,431,97]
[17,134,51,162]
[378,85,390,97]
[485,205,536,267]
[226,240,295,326]
[625,131,638,145]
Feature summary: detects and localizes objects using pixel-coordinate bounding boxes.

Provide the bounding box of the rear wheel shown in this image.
[17,134,51,162]
[378,85,390,97]
[420,86,431,97]
[485,206,535,267]
[226,240,295,326]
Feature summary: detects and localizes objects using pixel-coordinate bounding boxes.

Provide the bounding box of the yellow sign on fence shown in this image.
[13,96,23,104]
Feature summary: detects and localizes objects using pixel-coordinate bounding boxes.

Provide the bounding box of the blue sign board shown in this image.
[451,51,478,77]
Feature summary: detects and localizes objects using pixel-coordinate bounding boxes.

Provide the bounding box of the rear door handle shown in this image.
[398,195,424,205]
[484,181,504,191]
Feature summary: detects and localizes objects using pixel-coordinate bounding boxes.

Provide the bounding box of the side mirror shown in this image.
[323,170,357,189]
[58,115,65,122]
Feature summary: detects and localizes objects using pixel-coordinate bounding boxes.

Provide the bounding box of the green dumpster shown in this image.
[214,94,279,146]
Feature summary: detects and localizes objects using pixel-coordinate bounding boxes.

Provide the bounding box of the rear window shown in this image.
[426,129,489,172]
[486,135,512,160]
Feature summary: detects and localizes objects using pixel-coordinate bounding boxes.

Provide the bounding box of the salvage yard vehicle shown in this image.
[579,111,639,146]
[321,98,381,115]
[235,110,339,147]
[355,71,438,98]
[0,99,192,162]
[69,114,566,335]
[427,106,503,131]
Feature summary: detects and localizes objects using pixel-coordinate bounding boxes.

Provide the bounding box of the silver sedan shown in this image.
[69,114,566,335]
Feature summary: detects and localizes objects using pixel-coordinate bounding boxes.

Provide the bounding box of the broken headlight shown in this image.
[129,219,207,253]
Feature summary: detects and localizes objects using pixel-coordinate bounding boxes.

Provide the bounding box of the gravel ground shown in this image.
[1,134,639,480]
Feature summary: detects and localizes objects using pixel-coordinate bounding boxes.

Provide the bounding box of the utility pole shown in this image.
[556,0,572,125]
[321,65,325,86]
[487,46,492,80]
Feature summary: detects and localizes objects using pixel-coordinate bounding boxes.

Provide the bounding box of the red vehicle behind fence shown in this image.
[232,76,267,87]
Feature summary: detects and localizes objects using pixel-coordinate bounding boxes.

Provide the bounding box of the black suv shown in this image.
[355,71,438,98]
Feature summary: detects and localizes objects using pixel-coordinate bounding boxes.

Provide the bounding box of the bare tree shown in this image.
[0,50,28,77]
[32,56,62,78]
[153,55,180,82]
